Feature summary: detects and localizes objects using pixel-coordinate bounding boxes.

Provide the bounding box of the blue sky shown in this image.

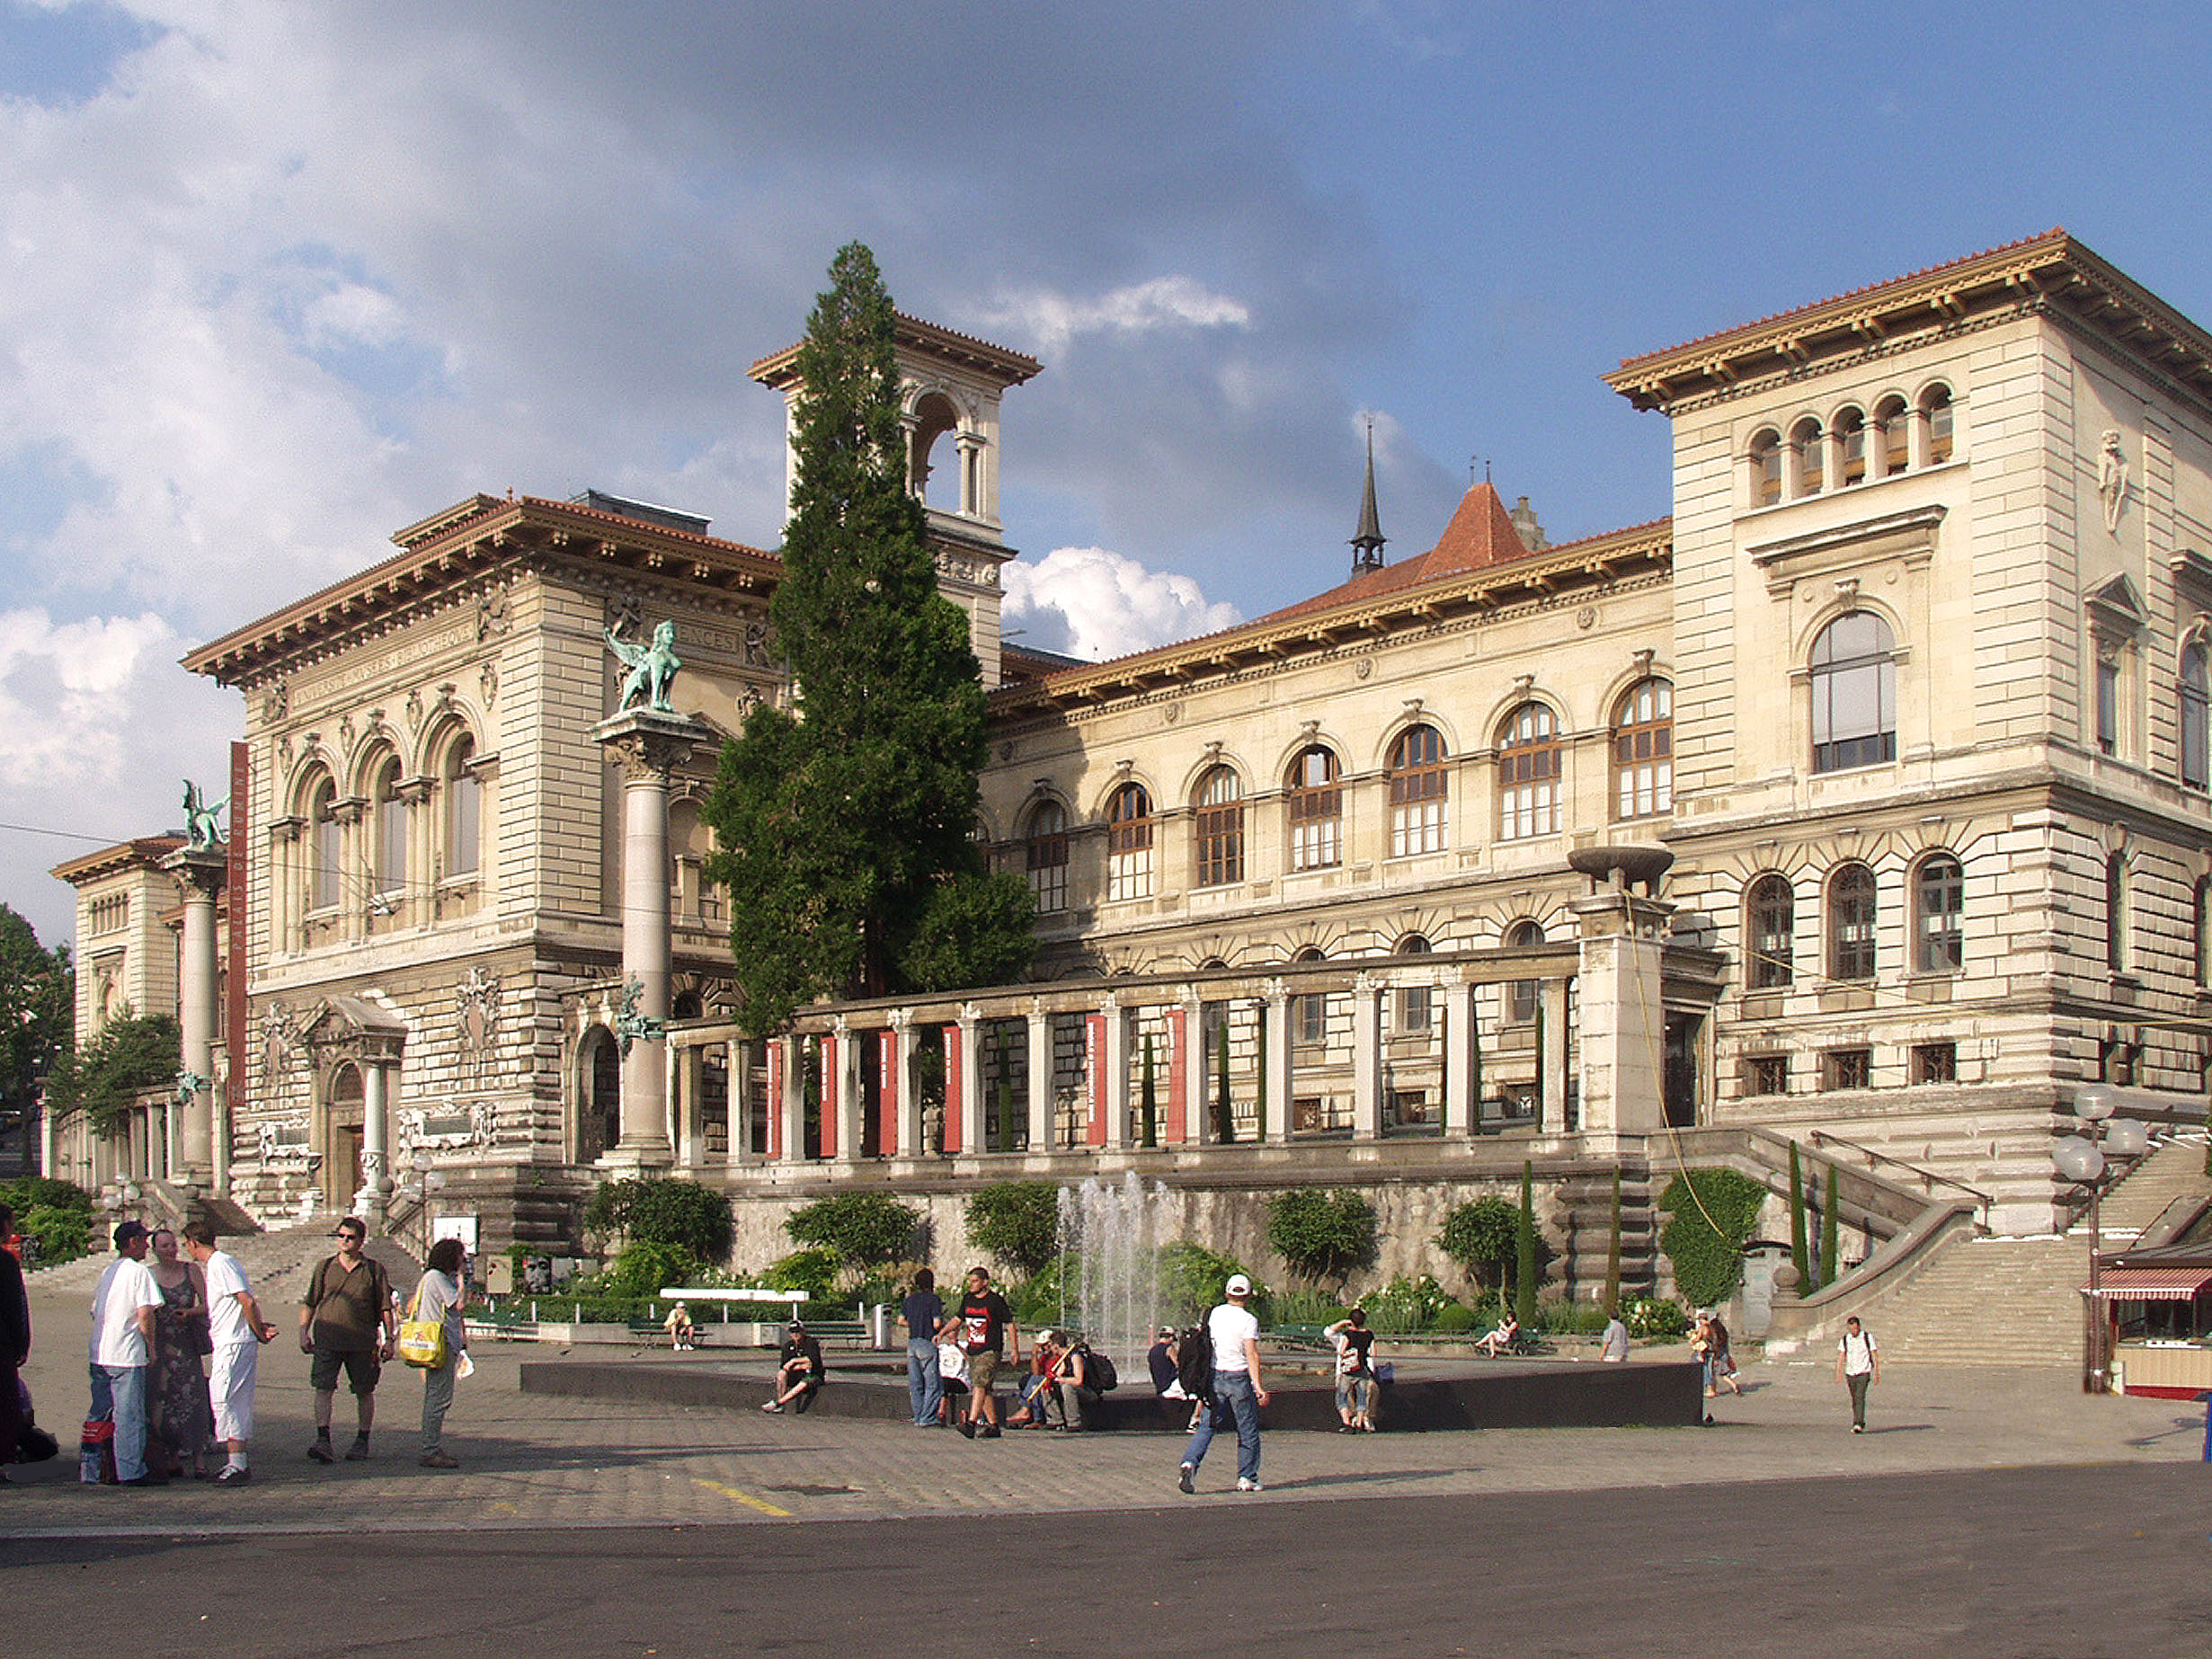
[4,0,2212,943]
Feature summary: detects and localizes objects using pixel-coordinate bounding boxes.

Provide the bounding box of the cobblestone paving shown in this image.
[8,1273,2201,1539]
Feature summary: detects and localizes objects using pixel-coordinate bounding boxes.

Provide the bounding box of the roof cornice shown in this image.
[1604,231,2212,414]
[749,311,1042,391]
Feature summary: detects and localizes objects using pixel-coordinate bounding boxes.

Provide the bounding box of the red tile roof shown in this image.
[1254,483,1535,626]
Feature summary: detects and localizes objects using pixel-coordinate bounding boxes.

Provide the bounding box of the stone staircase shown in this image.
[1848,1133,2211,1365]
[26,1216,423,1307]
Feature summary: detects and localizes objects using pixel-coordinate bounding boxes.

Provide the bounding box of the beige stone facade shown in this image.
[49,232,2212,1291]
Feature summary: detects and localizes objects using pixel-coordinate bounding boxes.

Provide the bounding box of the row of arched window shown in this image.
[1022,682,1675,910]
[295,731,482,922]
[1741,854,1964,989]
[1748,383,1954,507]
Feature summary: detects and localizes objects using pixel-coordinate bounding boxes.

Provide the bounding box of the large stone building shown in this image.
[54,231,2212,1304]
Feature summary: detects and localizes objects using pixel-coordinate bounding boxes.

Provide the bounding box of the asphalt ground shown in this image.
[7,1273,2209,1655]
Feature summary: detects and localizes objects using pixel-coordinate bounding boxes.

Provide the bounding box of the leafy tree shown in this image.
[964,1179,1060,1275]
[703,242,1033,1034]
[1657,1167,1770,1309]
[583,1176,733,1263]
[1435,1196,1519,1291]
[1515,1161,1539,1326]
[0,906,72,1157]
[1266,1188,1375,1286]
[786,1191,921,1267]
[1157,1240,1257,1326]
[761,1246,843,1300]
[45,1010,178,1136]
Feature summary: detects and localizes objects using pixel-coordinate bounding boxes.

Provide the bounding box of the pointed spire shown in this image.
[1350,421,1386,574]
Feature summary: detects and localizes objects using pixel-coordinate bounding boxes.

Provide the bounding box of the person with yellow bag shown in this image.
[402,1238,470,1469]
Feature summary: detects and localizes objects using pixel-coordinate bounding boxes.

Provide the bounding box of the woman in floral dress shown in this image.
[147,1227,215,1478]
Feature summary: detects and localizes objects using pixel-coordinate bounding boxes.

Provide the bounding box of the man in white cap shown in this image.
[1177,1272,1270,1494]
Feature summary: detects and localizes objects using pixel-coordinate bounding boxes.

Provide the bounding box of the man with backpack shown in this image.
[1836,1316,1880,1433]
[1177,1273,1269,1494]
[1046,1336,1115,1432]
[298,1219,395,1464]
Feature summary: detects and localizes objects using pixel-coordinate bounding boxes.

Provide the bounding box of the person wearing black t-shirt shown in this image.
[1325,1309,1379,1431]
[951,1266,1018,1439]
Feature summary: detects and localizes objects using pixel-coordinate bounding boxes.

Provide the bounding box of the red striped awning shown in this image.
[2083,1267,2212,1300]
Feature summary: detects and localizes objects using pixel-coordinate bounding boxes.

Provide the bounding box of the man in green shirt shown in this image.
[298,1219,395,1463]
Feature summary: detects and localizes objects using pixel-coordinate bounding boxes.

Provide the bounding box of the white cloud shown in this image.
[1002,546,1242,662]
[980,276,1252,359]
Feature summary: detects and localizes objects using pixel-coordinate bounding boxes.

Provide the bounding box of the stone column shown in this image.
[677,1042,707,1167]
[591,709,706,1169]
[1026,999,1053,1153]
[1172,992,1203,1144]
[956,1005,986,1155]
[775,1034,806,1161]
[1351,971,1384,1140]
[1570,892,1675,1133]
[885,1016,916,1158]
[211,1076,231,1197]
[1263,980,1293,1145]
[1540,978,1571,1134]
[1097,996,1128,1151]
[725,1039,751,1164]
[830,1017,863,1163]
[1441,980,1477,1136]
[161,846,226,1191]
[361,1060,390,1205]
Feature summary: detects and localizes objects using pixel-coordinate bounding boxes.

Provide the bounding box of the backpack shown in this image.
[1176,1320,1214,1402]
[1074,1344,1117,1392]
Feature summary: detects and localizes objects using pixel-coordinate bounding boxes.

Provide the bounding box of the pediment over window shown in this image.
[2084,572,2148,635]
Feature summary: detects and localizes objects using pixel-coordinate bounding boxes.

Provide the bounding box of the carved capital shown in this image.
[162,847,228,902]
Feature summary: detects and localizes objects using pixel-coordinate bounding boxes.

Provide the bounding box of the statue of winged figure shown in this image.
[182,779,228,849]
[606,618,681,713]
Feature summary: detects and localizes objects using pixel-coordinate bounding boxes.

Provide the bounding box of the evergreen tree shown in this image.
[0,906,72,1160]
[1788,1141,1811,1290]
[1819,1161,1842,1291]
[1214,1016,1234,1144]
[1515,1160,1538,1326]
[704,243,1033,1036]
[1140,1031,1158,1149]
[1603,1167,1623,1314]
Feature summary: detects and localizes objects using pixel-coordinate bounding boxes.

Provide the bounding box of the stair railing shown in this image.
[1806,1130,1992,1224]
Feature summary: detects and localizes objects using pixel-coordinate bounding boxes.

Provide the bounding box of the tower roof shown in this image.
[1349,425,1385,572]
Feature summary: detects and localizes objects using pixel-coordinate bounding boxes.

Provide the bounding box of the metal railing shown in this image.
[1806,1129,1993,1221]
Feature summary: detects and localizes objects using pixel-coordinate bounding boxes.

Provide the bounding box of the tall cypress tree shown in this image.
[1819,1162,1842,1291]
[1788,1141,1811,1290]
[705,244,1034,1035]
[1515,1159,1539,1326]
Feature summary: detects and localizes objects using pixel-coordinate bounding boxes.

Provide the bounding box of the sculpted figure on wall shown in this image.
[2098,430,2129,534]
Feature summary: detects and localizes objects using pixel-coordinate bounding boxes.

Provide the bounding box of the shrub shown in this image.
[1432,1301,1480,1335]
[964,1180,1061,1274]
[1007,1254,1073,1327]
[599,1239,699,1300]
[1624,1297,1689,1340]
[1531,1297,1611,1336]
[1657,1167,1770,1309]
[1515,1162,1539,1326]
[1435,1195,1518,1290]
[584,1176,733,1263]
[1266,1188,1375,1285]
[1364,1273,1453,1335]
[0,1175,91,1215]
[1268,1286,1347,1329]
[1157,1241,1257,1326]
[786,1192,923,1267]
[760,1246,844,1300]
[16,1202,89,1264]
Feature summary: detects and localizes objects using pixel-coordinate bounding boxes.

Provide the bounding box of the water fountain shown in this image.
[1056,1170,1180,1371]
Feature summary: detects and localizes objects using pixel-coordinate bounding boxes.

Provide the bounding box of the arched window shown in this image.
[373,756,406,900]
[2196,875,2212,990]
[1025,801,1069,914]
[442,735,480,878]
[309,776,340,912]
[1874,395,1910,478]
[1746,874,1795,990]
[1922,384,1954,466]
[1810,611,1897,772]
[1914,853,1964,973]
[1828,863,1878,981]
[1612,679,1673,820]
[2106,850,2128,973]
[2181,643,2209,790]
[1194,766,1244,888]
[1506,919,1543,1024]
[1286,746,1342,872]
[1748,428,1782,507]
[1497,703,1560,840]
[1106,782,1154,901]
[1396,934,1433,1034]
[1293,946,1327,1046]
[1834,406,1867,487]
[1388,723,1448,856]
[1792,416,1825,495]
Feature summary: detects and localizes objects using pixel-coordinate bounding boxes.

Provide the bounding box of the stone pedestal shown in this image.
[591,708,710,1170]
[1571,891,1676,1134]
[161,846,227,1191]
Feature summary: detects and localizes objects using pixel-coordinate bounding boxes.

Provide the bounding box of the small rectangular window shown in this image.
[1823,1049,1872,1091]
[1745,1054,1790,1096]
[1912,1042,1957,1085]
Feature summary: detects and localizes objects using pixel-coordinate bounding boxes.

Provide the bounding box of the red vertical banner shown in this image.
[226,740,249,1116]
[941,1026,963,1154]
[877,1030,899,1157]
[1165,1007,1187,1144]
[817,1034,838,1158]
[1085,1013,1107,1148]
[767,1041,784,1159]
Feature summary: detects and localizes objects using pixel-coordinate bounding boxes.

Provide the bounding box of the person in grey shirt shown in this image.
[1599,1309,1630,1362]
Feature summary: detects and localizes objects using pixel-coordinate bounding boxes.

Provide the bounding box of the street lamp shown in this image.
[2053,1084,2150,1394]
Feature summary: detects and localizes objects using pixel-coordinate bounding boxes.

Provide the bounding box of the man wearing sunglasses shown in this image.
[298,1220,395,1464]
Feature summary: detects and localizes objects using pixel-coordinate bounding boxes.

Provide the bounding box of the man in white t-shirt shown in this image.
[1177,1273,1271,1495]
[85,1220,164,1485]
[184,1222,279,1485]
[1836,1316,1880,1433]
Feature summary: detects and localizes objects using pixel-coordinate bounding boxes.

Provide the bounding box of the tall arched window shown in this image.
[1792,416,1825,495]
[1388,723,1448,856]
[1874,395,1910,478]
[1834,406,1867,487]
[1810,610,1897,773]
[442,735,480,878]
[373,756,406,900]
[1746,874,1795,989]
[309,776,340,912]
[1913,853,1964,973]
[1025,801,1069,914]
[2106,850,2128,973]
[1828,863,1878,981]
[1923,384,1954,465]
[2181,643,2209,790]
[1506,919,1544,1024]
[1748,428,1781,507]
[1293,946,1328,1046]
[1106,782,1154,901]
[1286,746,1342,872]
[1612,679,1673,820]
[1497,703,1560,840]
[1396,934,1433,1033]
[1194,766,1244,887]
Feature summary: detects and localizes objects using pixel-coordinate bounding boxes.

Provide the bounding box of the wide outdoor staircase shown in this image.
[27,1213,422,1306]
[1825,1134,2211,1366]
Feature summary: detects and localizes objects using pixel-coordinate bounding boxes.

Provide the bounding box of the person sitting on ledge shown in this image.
[762,1321,824,1414]
[663,1302,695,1352]
[1476,1313,1521,1357]
[1008,1332,1060,1428]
